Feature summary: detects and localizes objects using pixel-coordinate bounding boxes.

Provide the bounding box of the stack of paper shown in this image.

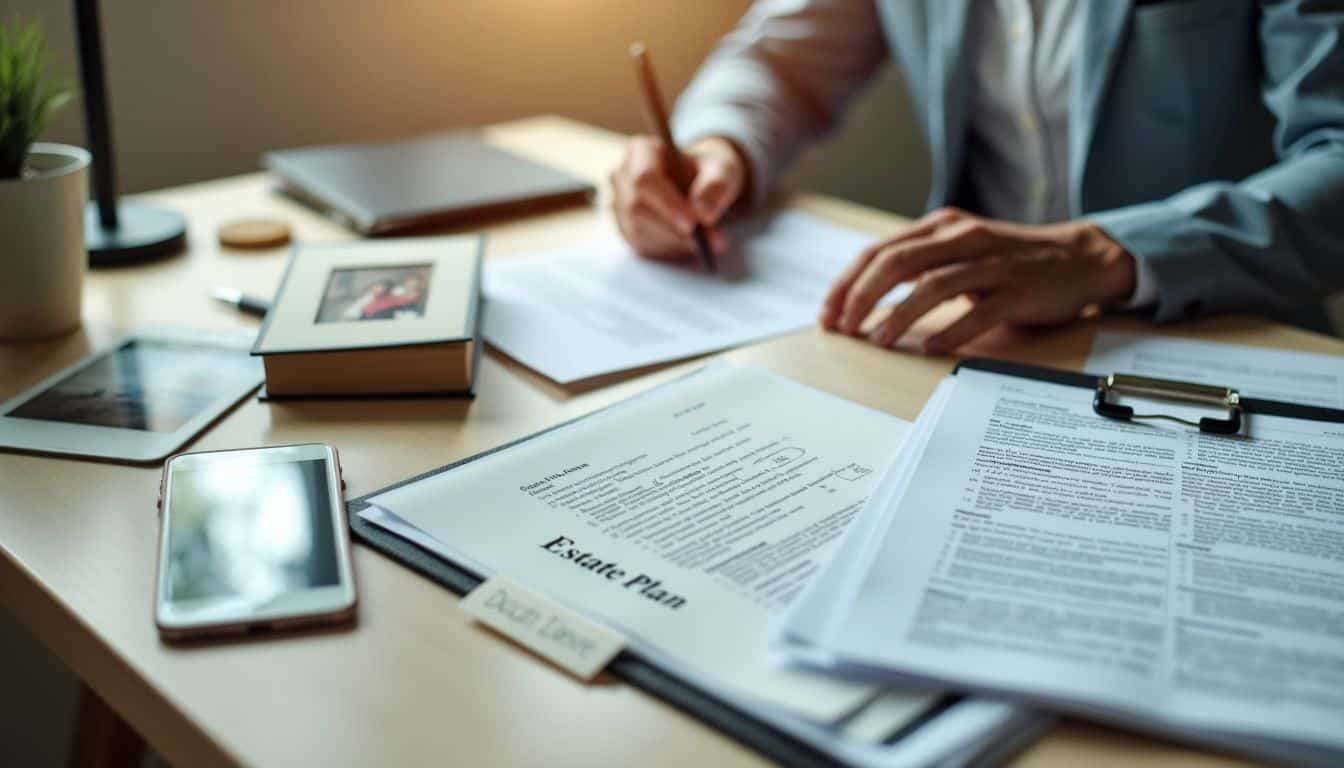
[778,365,1344,766]
[359,362,1046,766]
[482,212,911,383]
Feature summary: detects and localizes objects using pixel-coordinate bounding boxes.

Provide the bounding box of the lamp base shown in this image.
[86,201,187,266]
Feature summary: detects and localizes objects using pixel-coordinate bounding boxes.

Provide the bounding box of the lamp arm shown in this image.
[73,0,118,231]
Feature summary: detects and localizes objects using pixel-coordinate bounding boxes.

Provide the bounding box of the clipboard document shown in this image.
[781,366,1344,764]
[482,211,911,383]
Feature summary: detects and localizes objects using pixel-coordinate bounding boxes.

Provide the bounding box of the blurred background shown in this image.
[2,2,931,764]
[7,0,932,211]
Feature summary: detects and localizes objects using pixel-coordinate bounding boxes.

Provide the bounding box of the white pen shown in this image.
[210,286,270,318]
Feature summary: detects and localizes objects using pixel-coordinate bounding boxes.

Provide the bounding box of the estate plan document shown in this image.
[361,363,918,722]
[801,369,1344,761]
[482,211,910,383]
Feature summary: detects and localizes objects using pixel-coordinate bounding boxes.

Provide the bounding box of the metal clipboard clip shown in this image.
[1093,373,1243,435]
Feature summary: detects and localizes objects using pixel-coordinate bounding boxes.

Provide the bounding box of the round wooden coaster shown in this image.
[218,218,292,249]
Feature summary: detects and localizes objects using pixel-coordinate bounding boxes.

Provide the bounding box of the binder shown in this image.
[346,386,1045,768]
[954,357,1344,428]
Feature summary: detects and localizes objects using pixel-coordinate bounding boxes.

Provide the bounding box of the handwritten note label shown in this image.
[459,575,625,680]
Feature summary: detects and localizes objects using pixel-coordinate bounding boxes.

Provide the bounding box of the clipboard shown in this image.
[953,358,1344,430]
[939,358,1344,765]
[345,376,1043,768]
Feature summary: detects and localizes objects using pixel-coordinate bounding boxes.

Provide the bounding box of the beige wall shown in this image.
[14,0,930,216]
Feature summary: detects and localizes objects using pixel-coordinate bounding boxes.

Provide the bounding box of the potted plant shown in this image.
[0,19,87,341]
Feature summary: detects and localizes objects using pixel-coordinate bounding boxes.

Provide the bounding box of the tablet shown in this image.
[0,328,264,463]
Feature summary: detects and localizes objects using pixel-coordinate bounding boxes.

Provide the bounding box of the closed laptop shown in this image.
[264,131,593,235]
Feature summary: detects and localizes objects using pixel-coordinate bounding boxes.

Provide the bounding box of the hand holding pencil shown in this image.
[612,44,748,266]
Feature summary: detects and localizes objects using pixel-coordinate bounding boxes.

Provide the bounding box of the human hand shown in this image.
[820,208,1137,354]
[610,135,748,260]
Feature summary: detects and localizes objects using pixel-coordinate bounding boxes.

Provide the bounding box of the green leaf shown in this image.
[0,17,70,177]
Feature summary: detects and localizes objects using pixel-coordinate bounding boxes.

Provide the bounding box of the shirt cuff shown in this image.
[1118,255,1159,310]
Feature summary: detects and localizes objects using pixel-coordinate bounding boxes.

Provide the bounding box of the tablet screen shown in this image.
[7,339,258,432]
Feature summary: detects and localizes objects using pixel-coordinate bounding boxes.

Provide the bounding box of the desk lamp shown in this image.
[74,0,186,265]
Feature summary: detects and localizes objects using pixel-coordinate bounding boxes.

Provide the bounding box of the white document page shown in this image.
[780,379,958,658]
[482,211,910,383]
[819,370,1344,753]
[360,363,919,722]
[1087,331,1344,408]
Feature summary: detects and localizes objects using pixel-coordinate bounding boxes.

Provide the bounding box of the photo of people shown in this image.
[315,264,433,324]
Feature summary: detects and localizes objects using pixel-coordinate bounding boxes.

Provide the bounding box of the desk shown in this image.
[2,116,1336,768]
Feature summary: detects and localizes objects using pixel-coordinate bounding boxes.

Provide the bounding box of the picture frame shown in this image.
[253,236,482,356]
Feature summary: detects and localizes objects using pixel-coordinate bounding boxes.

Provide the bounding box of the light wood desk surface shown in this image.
[3,116,1335,768]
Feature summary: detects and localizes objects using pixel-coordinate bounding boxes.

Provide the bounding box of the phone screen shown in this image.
[166,456,340,604]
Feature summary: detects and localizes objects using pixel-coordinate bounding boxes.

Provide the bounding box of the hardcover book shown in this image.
[252,236,483,398]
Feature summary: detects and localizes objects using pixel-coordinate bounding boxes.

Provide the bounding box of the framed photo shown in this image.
[253,237,481,356]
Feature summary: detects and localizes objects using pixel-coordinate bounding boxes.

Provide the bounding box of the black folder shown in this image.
[346,365,1052,768]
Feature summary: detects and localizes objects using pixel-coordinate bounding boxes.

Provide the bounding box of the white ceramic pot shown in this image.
[0,142,90,341]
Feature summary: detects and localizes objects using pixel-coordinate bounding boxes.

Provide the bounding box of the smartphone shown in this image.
[155,443,358,641]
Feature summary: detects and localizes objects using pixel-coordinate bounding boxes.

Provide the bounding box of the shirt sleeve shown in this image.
[671,0,888,212]
[1089,0,1344,322]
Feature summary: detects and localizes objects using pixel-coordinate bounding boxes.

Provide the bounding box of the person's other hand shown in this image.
[610,135,747,260]
[820,208,1137,354]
